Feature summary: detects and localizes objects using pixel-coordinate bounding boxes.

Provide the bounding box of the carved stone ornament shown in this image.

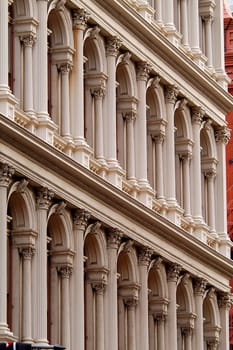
[218,292,233,309]
[55,201,67,215]
[72,8,90,30]
[36,187,54,210]
[136,62,151,81]
[124,296,138,308]
[106,37,122,57]
[164,85,179,104]
[191,106,205,125]
[16,178,29,193]
[138,247,153,266]
[20,247,35,260]
[215,126,231,144]
[58,265,73,279]
[73,208,91,228]
[107,228,123,249]
[20,34,36,47]
[194,278,207,296]
[91,87,106,99]
[0,162,15,187]
[167,263,182,282]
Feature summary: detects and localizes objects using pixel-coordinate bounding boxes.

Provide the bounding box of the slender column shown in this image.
[92,282,106,350]
[191,107,204,222]
[106,229,122,350]
[202,15,213,69]
[92,87,105,161]
[156,314,166,350]
[218,292,232,350]
[136,62,151,185]
[0,0,9,90]
[205,170,216,232]
[72,209,90,350]
[0,163,14,333]
[167,264,181,350]
[154,134,165,199]
[35,187,53,343]
[124,298,138,350]
[155,0,162,25]
[72,9,89,143]
[21,34,36,114]
[59,63,72,138]
[125,112,136,181]
[59,265,73,350]
[189,0,201,55]
[37,0,49,119]
[105,37,122,165]
[163,0,175,31]
[138,248,153,350]
[164,86,178,203]
[194,278,207,350]
[181,153,191,218]
[182,327,192,350]
[180,0,189,48]
[21,247,35,342]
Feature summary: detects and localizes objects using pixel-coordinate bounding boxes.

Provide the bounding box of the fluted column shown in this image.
[125,112,136,181]
[218,293,232,350]
[35,187,53,344]
[106,229,122,350]
[191,107,204,223]
[59,265,73,350]
[194,278,207,350]
[36,0,49,119]
[21,34,36,114]
[124,298,138,350]
[0,162,14,335]
[92,87,105,161]
[72,9,89,144]
[181,153,191,218]
[205,170,216,232]
[136,62,151,186]
[92,281,107,350]
[167,264,181,350]
[164,86,178,204]
[105,37,121,166]
[72,209,90,350]
[21,247,35,342]
[138,248,153,350]
[59,63,72,139]
[154,134,165,200]
[202,15,213,69]
[0,0,9,90]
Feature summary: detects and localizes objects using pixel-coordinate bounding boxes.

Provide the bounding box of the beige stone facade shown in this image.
[1,0,233,349]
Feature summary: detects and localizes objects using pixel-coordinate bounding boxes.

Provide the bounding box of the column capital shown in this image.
[73,208,91,230]
[20,33,36,47]
[204,169,216,179]
[92,281,107,294]
[218,292,233,309]
[154,313,167,322]
[106,36,122,57]
[215,126,231,144]
[179,152,192,161]
[58,63,72,74]
[181,326,193,336]
[201,14,214,23]
[0,162,15,187]
[107,228,123,249]
[194,278,207,296]
[123,111,136,122]
[167,263,182,282]
[136,62,151,81]
[124,296,138,309]
[20,246,35,260]
[191,106,205,125]
[138,246,153,266]
[164,85,179,104]
[58,265,73,279]
[152,133,165,144]
[72,8,90,30]
[36,187,54,210]
[91,86,106,99]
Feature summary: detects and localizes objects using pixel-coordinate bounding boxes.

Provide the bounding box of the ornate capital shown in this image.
[106,37,122,57]
[55,201,66,215]
[123,111,136,122]
[73,208,91,230]
[194,278,207,296]
[191,106,205,125]
[124,297,138,309]
[181,326,193,336]
[165,85,179,104]
[72,8,90,30]
[0,162,15,187]
[92,281,106,294]
[16,179,29,193]
[204,169,216,179]
[136,62,151,81]
[36,187,54,210]
[58,63,72,74]
[215,126,231,144]
[152,133,165,144]
[58,265,73,279]
[218,292,232,309]
[91,87,105,99]
[107,228,123,249]
[20,34,36,47]
[138,247,153,266]
[202,14,214,23]
[167,263,182,282]
[154,313,167,322]
[20,247,35,260]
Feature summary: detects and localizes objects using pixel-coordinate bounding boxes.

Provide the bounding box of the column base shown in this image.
[163,27,181,47]
[193,220,209,243]
[218,232,233,257]
[138,3,155,23]
[36,116,57,145]
[106,162,125,189]
[213,69,230,90]
[73,142,92,168]
[137,183,154,209]
[0,89,18,120]
[191,50,207,70]
[0,324,15,342]
[166,201,183,226]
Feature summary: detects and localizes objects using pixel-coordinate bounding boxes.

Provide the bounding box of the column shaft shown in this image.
[22,248,34,342]
[126,113,136,180]
[194,279,207,350]
[22,35,35,113]
[157,317,165,350]
[182,155,191,217]
[60,266,72,350]
[127,303,136,350]
[189,0,201,53]
[93,88,105,160]
[180,0,189,47]
[155,136,164,199]
[0,0,9,90]
[95,288,105,350]
[60,64,71,138]
[206,172,216,231]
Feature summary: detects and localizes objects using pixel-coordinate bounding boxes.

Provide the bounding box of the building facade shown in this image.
[1,0,233,349]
